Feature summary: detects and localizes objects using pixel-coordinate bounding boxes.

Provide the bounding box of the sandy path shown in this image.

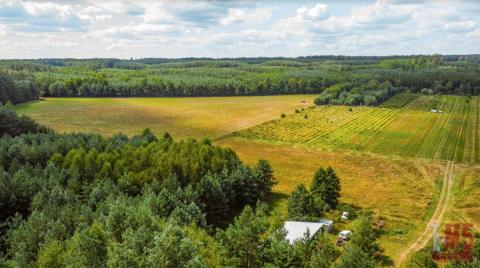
[395,161,454,267]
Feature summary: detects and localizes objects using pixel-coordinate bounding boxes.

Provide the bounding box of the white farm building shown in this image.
[284,219,333,244]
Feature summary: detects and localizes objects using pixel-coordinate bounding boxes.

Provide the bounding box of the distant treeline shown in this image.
[1,55,480,106]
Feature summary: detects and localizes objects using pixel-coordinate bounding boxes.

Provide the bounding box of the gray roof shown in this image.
[284,221,324,244]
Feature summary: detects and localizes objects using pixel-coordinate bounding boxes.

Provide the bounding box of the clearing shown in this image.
[14,95,315,139]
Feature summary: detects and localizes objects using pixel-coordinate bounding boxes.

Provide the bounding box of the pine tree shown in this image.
[216,205,268,267]
[351,216,380,257]
[255,159,277,199]
[338,244,375,268]
[287,184,315,220]
[310,166,341,210]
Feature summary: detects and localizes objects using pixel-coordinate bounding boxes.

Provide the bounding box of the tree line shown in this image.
[1,55,480,106]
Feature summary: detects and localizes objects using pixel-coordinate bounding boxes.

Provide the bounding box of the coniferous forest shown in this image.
[1,55,480,107]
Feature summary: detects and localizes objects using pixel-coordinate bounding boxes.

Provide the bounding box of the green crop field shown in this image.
[229,93,480,163]
[14,95,315,139]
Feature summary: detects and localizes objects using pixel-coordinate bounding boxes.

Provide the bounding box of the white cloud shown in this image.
[296,4,329,21]
[220,8,272,26]
[76,5,112,23]
[1,0,480,58]
[442,20,477,32]
[143,4,173,24]
[93,22,187,40]
[467,28,480,38]
[22,1,74,19]
[220,8,245,26]
[0,1,86,32]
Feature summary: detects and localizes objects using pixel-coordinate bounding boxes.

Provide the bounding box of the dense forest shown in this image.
[1,55,480,106]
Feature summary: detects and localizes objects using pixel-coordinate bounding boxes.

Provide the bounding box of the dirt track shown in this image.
[395,161,454,267]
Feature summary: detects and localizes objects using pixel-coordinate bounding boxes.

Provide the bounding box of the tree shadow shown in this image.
[377,254,395,267]
[267,192,289,208]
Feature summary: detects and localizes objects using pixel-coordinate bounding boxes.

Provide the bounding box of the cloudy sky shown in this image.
[0,0,479,59]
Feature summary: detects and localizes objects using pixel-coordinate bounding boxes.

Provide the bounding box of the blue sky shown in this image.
[0,0,479,59]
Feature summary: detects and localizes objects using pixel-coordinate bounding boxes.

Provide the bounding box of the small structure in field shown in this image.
[378,219,385,229]
[338,230,353,240]
[431,109,438,113]
[284,221,324,244]
[341,211,350,220]
[319,218,334,233]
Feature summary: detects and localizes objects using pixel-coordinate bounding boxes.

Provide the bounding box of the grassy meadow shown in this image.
[230,93,480,163]
[14,95,315,139]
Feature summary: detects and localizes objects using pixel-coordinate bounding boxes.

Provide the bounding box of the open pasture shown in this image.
[14,95,315,139]
[230,93,480,163]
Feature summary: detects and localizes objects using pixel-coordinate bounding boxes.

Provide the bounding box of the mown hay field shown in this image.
[14,95,315,139]
[230,93,480,163]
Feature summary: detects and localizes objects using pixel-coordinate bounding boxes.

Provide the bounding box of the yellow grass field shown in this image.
[14,95,315,139]
[216,138,446,260]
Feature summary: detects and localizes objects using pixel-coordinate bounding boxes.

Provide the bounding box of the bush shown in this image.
[0,107,49,137]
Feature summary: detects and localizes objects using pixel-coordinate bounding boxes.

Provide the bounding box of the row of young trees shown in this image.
[314,80,401,106]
